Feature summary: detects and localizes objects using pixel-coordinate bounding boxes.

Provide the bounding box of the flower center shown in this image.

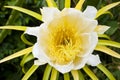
[41,19,82,65]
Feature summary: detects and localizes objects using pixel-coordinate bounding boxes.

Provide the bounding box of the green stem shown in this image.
[64,73,70,80]
[83,65,98,80]
[22,65,39,80]
[97,64,116,80]
[42,64,52,80]
[0,0,24,43]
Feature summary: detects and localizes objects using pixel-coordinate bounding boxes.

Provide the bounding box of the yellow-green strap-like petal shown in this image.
[98,34,111,40]
[46,0,57,7]
[78,70,85,80]
[65,0,71,8]
[97,64,115,80]
[75,0,85,10]
[22,65,39,80]
[83,65,98,80]
[0,46,33,63]
[50,68,59,80]
[20,53,34,73]
[103,11,113,18]
[64,73,70,80]
[95,1,120,18]
[95,46,120,59]
[21,33,34,45]
[98,40,120,48]
[43,64,52,80]
[4,6,42,21]
[71,70,79,80]
[0,26,26,31]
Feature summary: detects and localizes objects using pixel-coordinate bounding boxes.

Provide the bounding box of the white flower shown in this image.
[25,6,101,73]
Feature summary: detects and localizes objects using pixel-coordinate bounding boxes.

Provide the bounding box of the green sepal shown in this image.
[20,53,34,73]
[4,6,42,21]
[83,65,98,80]
[22,65,39,80]
[43,64,52,80]
[97,64,115,80]
[21,33,34,45]
[64,73,70,80]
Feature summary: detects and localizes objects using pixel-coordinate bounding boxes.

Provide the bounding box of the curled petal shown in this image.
[49,62,74,74]
[25,27,40,36]
[83,6,97,19]
[87,54,101,66]
[79,32,98,57]
[32,43,49,65]
[95,25,110,34]
[61,8,98,33]
[41,7,60,23]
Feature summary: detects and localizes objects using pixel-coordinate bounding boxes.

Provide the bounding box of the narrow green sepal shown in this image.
[43,64,52,80]
[98,40,120,48]
[22,65,39,80]
[20,53,34,73]
[4,6,42,21]
[50,68,59,80]
[83,65,98,80]
[64,73,70,80]
[21,33,34,45]
[97,64,115,80]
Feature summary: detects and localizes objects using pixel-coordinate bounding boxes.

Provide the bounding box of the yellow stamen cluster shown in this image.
[41,18,83,65]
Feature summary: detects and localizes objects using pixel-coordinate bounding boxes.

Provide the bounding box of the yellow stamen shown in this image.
[41,20,82,65]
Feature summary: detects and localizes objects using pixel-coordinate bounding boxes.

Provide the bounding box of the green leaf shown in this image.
[105,21,119,36]
[56,0,65,10]
[4,6,42,21]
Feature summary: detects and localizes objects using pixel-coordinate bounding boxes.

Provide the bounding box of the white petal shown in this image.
[49,62,74,74]
[87,54,101,66]
[61,8,98,33]
[25,26,40,36]
[25,23,48,37]
[73,57,88,69]
[79,32,98,57]
[32,43,49,65]
[41,7,60,23]
[95,25,110,34]
[83,6,97,19]
[34,60,46,65]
